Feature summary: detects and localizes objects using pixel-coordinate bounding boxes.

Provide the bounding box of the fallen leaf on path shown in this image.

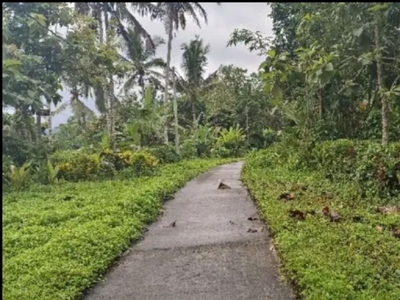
[218,180,231,190]
[163,220,177,228]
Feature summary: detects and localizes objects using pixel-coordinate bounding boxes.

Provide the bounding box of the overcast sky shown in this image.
[53,3,274,128]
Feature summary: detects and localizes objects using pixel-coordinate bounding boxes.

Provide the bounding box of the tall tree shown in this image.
[121,29,166,95]
[153,2,219,142]
[180,35,210,126]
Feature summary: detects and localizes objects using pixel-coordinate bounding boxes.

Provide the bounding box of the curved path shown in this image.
[85,162,294,300]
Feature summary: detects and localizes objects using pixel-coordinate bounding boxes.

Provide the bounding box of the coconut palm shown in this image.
[74,2,158,48]
[121,29,166,95]
[52,88,96,130]
[151,2,220,143]
[179,35,211,125]
[74,2,159,149]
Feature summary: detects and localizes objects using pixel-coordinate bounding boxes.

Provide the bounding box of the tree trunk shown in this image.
[36,113,41,141]
[172,67,180,155]
[104,5,116,151]
[48,106,52,139]
[374,21,389,146]
[192,99,196,128]
[163,14,174,144]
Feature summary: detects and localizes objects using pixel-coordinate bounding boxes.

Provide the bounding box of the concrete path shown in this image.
[85,162,295,300]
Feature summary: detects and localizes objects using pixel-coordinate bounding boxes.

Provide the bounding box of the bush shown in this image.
[312,139,358,179]
[213,126,245,158]
[32,160,62,185]
[262,128,280,147]
[49,150,101,182]
[242,148,400,300]
[2,154,13,184]
[180,139,198,159]
[5,161,33,190]
[127,151,159,176]
[100,149,159,176]
[147,145,180,164]
[311,140,400,198]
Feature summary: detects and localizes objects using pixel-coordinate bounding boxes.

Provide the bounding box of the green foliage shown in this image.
[262,128,280,147]
[3,158,235,300]
[32,160,61,185]
[100,149,159,176]
[179,139,198,159]
[242,147,400,300]
[147,145,180,164]
[2,155,14,184]
[310,140,400,198]
[229,3,400,144]
[49,150,101,182]
[213,126,245,158]
[6,161,33,190]
[193,125,220,157]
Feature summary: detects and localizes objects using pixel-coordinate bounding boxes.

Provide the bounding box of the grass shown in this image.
[2,158,236,300]
[241,150,400,300]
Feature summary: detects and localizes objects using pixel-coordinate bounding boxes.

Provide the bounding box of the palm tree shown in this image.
[74,2,158,149]
[124,87,170,147]
[74,2,158,49]
[121,29,166,95]
[152,2,220,142]
[179,35,211,126]
[52,88,96,130]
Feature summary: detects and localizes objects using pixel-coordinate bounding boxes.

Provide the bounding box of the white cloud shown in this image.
[52,3,274,128]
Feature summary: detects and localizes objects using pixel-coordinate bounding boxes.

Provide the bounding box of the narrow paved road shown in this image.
[85,162,295,300]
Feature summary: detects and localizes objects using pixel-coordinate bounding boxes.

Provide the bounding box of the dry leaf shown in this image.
[376,206,399,215]
[279,192,296,201]
[218,181,231,190]
[163,220,177,228]
[391,228,400,239]
[289,210,305,221]
[322,206,341,222]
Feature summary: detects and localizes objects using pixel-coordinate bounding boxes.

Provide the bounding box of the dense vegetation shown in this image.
[232,3,399,299]
[2,2,400,300]
[242,143,400,300]
[3,158,235,300]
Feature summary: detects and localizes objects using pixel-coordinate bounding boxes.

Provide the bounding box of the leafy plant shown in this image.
[213,125,245,157]
[7,161,32,190]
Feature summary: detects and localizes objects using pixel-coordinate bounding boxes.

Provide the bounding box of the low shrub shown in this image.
[32,160,61,185]
[5,161,33,190]
[310,140,400,198]
[2,154,13,185]
[49,150,101,182]
[128,151,159,176]
[213,126,245,158]
[242,148,400,300]
[147,145,180,164]
[180,139,198,160]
